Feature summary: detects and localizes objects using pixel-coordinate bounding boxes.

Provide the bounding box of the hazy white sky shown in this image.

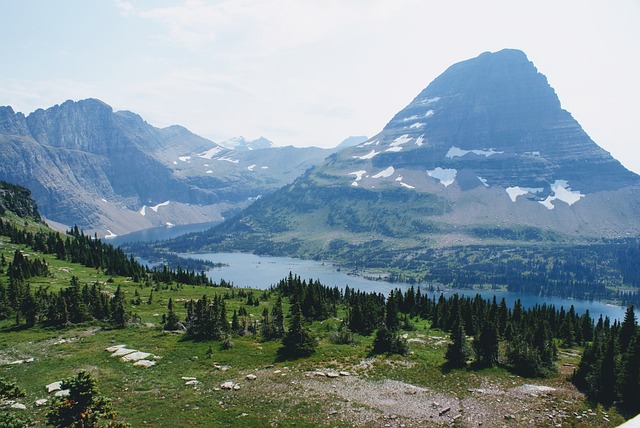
[1,0,639,173]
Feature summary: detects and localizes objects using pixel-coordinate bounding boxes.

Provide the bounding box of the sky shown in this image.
[1,0,639,173]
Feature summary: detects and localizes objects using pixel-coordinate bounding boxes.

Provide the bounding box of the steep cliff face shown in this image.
[0,99,333,238]
[188,49,640,256]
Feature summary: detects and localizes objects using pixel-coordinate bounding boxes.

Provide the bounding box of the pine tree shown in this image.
[110,286,127,328]
[277,302,316,359]
[598,335,617,404]
[619,305,637,354]
[474,320,499,367]
[46,371,125,428]
[445,316,471,367]
[620,330,640,412]
[163,298,179,331]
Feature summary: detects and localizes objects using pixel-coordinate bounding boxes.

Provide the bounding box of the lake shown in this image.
[187,252,627,322]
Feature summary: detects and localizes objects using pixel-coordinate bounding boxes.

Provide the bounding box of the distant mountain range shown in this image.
[169,49,640,263]
[0,99,353,238]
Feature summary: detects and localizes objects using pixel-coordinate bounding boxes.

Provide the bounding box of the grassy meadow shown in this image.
[0,233,627,427]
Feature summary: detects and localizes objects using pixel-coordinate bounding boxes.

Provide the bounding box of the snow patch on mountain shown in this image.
[477,177,489,187]
[198,146,223,159]
[446,146,504,158]
[424,109,435,118]
[395,175,415,189]
[178,155,191,162]
[248,164,257,171]
[105,230,117,239]
[402,115,420,122]
[391,134,413,147]
[385,147,403,152]
[216,156,240,164]
[354,150,379,160]
[150,201,170,212]
[372,166,394,179]
[349,170,367,187]
[415,136,425,147]
[427,167,457,187]
[409,122,425,129]
[206,170,213,174]
[539,180,584,209]
[506,186,543,202]
[419,96,440,105]
[361,139,378,147]
[139,205,146,216]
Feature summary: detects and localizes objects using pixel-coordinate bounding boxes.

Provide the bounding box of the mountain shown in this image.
[0,99,333,238]
[219,136,275,151]
[173,49,640,265]
[335,136,368,150]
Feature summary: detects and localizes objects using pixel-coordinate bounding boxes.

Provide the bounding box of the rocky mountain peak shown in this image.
[342,49,638,196]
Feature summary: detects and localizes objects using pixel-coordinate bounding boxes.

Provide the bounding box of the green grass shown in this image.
[0,233,629,427]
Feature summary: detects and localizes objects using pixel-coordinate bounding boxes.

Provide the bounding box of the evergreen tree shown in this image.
[598,335,617,405]
[445,316,471,367]
[277,302,316,359]
[620,330,640,412]
[372,322,409,356]
[473,320,499,367]
[46,371,126,428]
[163,298,179,331]
[619,305,637,354]
[110,286,127,328]
[271,296,285,338]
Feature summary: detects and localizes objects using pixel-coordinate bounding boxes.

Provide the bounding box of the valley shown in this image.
[2,47,640,428]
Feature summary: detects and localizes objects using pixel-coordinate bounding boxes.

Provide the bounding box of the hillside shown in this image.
[0,99,335,239]
[161,49,640,295]
[1,181,637,427]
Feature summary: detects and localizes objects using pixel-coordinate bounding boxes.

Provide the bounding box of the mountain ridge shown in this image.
[0,98,336,238]
[169,49,640,263]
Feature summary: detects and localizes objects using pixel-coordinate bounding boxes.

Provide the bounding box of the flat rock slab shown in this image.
[111,348,137,357]
[121,351,151,362]
[133,360,156,368]
[35,398,48,406]
[106,345,128,352]
[46,381,62,392]
[55,390,70,397]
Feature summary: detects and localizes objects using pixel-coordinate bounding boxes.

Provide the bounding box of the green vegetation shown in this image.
[0,183,635,427]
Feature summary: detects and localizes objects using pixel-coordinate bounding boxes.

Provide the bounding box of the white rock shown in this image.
[245,374,257,380]
[55,389,70,397]
[221,381,235,390]
[181,377,197,381]
[46,381,62,392]
[35,398,48,406]
[11,403,27,410]
[185,380,199,385]
[110,348,136,357]
[326,372,340,378]
[121,351,151,362]
[133,360,157,368]
[105,344,128,352]
[339,371,350,377]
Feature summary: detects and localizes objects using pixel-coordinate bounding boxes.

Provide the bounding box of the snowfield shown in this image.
[372,166,395,179]
[198,146,223,159]
[427,167,457,187]
[354,150,379,160]
[150,201,170,212]
[349,170,367,186]
[539,180,584,209]
[446,146,504,159]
